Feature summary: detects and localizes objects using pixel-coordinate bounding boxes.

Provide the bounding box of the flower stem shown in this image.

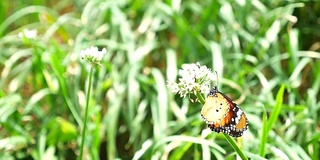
[196,91,205,104]
[223,134,248,160]
[79,67,94,160]
[195,92,248,160]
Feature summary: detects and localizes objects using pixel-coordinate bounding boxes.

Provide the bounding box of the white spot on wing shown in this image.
[237,109,243,118]
[235,117,239,124]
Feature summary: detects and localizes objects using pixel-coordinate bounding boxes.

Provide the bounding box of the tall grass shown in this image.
[0,0,319,159]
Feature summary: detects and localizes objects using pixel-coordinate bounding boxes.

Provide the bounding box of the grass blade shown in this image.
[267,85,285,132]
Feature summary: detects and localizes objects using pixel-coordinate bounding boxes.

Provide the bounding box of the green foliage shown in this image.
[0,0,319,159]
[47,117,77,145]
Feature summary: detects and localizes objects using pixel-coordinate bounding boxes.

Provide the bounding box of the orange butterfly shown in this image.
[201,85,249,137]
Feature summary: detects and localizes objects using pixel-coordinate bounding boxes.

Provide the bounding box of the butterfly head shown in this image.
[207,85,218,97]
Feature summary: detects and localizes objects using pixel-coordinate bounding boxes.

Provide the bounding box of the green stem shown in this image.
[223,134,248,160]
[79,67,94,160]
[196,91,205,104]
[195,92,248,160]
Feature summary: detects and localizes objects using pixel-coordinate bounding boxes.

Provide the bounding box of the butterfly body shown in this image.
[201,86,249,137]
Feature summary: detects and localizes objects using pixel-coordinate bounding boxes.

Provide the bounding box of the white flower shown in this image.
[167,81,179,93]
[200,83,210,94]
[80,46,107,66]
[18,29,37,39]
[196,65,209,79]
[166,62,216,99]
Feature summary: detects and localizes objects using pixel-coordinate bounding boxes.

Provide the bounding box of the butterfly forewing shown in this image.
[201,94,230,123]
[201,86,249,137]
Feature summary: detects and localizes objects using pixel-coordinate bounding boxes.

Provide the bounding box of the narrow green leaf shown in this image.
[267,85,285,132]
[259,106,268,157]
[223,134,248,160]
[23,88,51,114]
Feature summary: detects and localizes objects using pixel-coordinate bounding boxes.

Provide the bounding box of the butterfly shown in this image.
[201,85,249,137]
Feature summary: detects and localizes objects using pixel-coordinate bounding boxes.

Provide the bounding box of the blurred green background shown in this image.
[0,0,319,159]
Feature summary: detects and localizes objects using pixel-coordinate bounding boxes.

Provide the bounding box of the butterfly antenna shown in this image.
[214,71,218,87]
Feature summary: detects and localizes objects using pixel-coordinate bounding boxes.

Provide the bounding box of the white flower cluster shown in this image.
[167,62,215,98]
[18,29,37,39]
[80,46,107,66]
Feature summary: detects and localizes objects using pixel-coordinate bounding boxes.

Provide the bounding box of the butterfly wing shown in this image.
[201,89,249,137]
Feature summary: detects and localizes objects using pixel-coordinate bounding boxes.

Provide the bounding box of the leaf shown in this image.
[46,117,77,145]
